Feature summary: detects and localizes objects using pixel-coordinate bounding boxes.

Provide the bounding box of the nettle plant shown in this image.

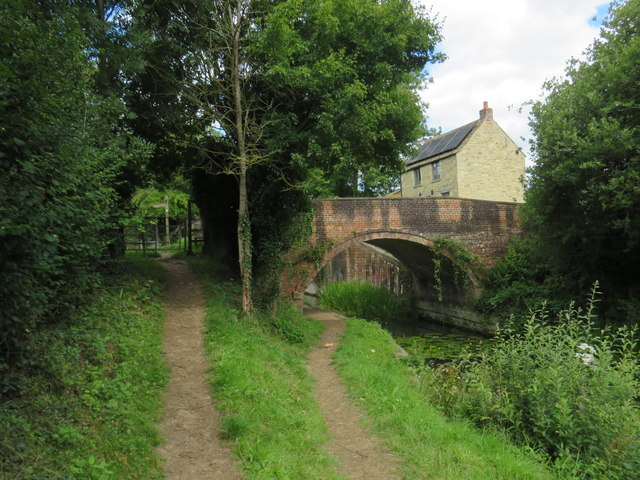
[420,284,640,479]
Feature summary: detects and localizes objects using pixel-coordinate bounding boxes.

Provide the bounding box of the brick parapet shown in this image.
[311,197,519,259]
[281,197,521,299]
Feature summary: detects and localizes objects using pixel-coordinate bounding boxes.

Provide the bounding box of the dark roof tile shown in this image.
[407,120,478,166]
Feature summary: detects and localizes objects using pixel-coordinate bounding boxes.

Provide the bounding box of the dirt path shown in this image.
[156,258,242,480]
[304,306,402,480]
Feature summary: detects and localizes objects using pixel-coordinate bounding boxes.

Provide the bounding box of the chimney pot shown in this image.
[479,101,493,120]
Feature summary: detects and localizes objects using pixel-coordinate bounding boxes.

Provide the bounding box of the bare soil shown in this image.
[156,258,242,480]
[304,306,402,480]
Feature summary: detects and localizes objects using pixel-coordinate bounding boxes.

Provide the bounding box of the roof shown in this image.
[407,120,478,166]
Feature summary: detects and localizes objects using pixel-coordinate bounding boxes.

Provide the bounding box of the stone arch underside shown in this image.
[297,230,488,331]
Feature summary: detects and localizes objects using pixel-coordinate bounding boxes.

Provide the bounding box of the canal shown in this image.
[377,316,494,364]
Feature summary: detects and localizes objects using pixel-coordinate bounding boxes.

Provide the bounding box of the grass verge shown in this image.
[188,257,347,480]
[333,317,555,480]
[0,255,168,479]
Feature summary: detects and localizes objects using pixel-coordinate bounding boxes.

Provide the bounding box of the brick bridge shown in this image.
[282,197,521,330]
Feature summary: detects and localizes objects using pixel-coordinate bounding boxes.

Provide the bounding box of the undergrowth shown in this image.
[333,317,555,480]
[0,255,168,479]
[417,286,640,479]
[188,256,346,480]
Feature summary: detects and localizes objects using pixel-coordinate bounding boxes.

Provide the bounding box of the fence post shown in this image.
[187,200,193,255]
[155,222,160,254]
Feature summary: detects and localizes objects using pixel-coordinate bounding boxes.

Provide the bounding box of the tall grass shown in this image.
[333,317,555,480]
[0,255,168,479]
[319,280,412,321]
[188,257,347,480]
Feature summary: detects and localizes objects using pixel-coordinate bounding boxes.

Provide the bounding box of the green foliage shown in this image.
[0,1,151,367]
[523,0,640,318]
[296,239,335,267]
[476,237,561,320]
[0,256,168,479]
[258,0,444,198]
[319,281,413,322]
[251,190,313,309]
[333,317,554,479]
[268,304,308,344]
[419,287,640,479]
[431,236,479,302]
[131,179,195,222]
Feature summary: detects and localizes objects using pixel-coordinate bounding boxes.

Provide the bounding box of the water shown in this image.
[378,317,493,363]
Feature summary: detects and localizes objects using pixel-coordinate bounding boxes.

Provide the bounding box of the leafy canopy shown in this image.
[486,0,640,319]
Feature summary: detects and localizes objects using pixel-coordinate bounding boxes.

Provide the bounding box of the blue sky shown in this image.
[416,1,610,166]
[589,3,611,25]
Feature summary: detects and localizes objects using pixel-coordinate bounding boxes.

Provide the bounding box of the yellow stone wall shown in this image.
[402,119,525,202]
[457,120,525,202]
[401,154,458,197]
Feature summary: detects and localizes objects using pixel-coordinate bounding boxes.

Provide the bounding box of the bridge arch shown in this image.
[281,197,521,331]
[302,229,481,296]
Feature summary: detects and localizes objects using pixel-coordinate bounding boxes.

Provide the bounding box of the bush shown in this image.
[0,256,167,479]
[475,237,561,320]
[419,286,640,479]
[269,306,307,344]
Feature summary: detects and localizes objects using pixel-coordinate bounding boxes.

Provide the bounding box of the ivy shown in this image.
[296,240,335,268]
[251,199,314,310]
[430,237,480,302]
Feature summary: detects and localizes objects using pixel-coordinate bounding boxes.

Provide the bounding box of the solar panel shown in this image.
[408,121,478,165]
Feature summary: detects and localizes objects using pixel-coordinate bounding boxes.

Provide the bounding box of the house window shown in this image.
[413,168,421,186]
[441,191,450,197]
[432,161,441,181]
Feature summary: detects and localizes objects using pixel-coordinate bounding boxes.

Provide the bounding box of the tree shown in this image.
[144,0,443,313]
[181,0,270,315]
[524,0,640,318]
[0,1,143,366]
[256,0,443,198]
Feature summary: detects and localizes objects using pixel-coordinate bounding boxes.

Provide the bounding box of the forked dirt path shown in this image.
[155,256,399,479]
[304,306,402,480]
[156,257,242,480]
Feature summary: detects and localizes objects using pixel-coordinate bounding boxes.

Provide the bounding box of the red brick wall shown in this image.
[312,197,520,260]
[308,243,409,296]
[282,197,521,300]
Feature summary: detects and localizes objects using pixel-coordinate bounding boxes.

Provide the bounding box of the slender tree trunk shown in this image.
[231,0,253,316]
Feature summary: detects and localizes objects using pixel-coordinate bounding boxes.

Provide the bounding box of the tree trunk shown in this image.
[232,0,253,316]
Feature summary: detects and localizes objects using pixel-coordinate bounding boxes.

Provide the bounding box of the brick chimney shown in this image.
[479,101,493,120]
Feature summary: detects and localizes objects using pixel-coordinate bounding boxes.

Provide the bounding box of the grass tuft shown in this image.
[319,280,413,321]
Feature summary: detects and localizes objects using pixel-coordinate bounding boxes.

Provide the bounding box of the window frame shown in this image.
[432,161,441,181]
[413,168,421,186]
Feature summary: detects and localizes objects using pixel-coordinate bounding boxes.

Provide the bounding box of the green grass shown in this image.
[319,280,413,322]
[0,255,168,479]
[189,258,555,479]
[189,257,346,480]
[333,317,555,480]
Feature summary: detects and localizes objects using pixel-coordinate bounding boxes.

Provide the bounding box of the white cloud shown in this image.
[417,0,608,165]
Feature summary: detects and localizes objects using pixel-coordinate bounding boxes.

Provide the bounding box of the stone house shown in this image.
[400,102,525,203]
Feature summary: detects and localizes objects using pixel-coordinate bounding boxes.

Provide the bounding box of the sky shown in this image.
[417,0,610,165]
